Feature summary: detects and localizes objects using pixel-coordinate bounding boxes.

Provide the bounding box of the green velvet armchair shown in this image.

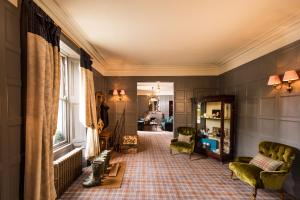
[170,127,196,159]
[229,141,296,200]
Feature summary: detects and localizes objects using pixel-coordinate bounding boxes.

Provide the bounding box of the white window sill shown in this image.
[53,143,74,160]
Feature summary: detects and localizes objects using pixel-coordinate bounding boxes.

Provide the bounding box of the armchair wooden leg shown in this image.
[189,153,192,160]
[252,187,257,200]
[280,190,285,200]
[230,171,233,179]
[170,149,172,155]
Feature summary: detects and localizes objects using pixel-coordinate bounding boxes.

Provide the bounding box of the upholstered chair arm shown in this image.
[171,138,178,143]
[260,170,288,190]
[234,156,253,163]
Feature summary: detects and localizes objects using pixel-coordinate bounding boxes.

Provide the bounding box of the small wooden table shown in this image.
[99,130,112,150]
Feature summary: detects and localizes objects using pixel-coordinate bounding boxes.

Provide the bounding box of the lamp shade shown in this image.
[120,89,125,95]
[268,75,281,85]
[113,89,118,96]
[283,70,299,82]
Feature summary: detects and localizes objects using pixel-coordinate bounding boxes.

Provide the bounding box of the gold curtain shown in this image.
[21,1,61,199]
[80,49,100,159]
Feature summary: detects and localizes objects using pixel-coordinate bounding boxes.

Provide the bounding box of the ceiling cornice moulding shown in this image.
[34,0,108,75]
[219,12,300,74]
[105,65,220,76]
[34,1,300,76]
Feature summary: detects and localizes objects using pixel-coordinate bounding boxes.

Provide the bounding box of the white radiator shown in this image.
[54,147,83,197]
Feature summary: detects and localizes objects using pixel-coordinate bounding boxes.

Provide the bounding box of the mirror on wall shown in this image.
[149,95,159,111]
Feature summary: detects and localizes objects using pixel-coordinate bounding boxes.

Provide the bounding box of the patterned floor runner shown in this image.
[60,131,282,200]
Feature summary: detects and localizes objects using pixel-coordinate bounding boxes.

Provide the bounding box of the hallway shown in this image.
[60,132,279,200]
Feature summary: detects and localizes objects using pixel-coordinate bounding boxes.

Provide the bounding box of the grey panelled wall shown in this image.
[93,69,107,93]
[219,40,300,154]
[219,39,300,198]
[137,95,149,118]
[105,76,219,135]
[0,0,22,200]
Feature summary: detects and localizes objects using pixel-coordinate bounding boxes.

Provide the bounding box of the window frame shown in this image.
[53,53,71,149]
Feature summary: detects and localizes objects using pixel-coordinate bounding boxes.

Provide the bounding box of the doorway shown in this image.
[137,82,174,133]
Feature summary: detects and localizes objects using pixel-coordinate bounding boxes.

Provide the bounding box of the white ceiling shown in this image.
[37,0,300,76]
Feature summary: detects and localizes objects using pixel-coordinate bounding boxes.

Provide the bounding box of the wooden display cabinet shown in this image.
[194,95,235,163]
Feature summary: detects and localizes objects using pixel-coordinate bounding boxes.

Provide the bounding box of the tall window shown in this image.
[53,46,86,148]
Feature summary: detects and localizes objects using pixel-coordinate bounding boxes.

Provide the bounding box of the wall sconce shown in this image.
[283,70,299,93]
[267,75,282,89]
[267,70,299,93]
[113,89,126,101]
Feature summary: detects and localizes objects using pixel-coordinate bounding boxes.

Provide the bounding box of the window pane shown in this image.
[59,57,65,98]
[53,55,68,146]
[54,100,66,145]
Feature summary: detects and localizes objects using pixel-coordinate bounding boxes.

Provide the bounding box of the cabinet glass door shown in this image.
[223,103,232,154]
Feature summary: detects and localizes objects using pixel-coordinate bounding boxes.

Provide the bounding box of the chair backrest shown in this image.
[259,141,296,171]
[177,127,196,139]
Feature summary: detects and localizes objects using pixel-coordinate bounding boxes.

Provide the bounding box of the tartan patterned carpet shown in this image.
[60,131,282,200]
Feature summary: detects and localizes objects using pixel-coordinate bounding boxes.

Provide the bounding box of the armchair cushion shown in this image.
[250,153,283,171]
[229,162,263,187]
[170,141,194,153]
[178,134,192,143]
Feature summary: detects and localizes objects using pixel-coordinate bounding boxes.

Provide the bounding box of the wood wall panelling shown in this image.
[0,1,21,199]
[175,90,185,100]
[175,102,185,113]
[260,97,276,118]
[259,119,276,138]
[278,95,300,118]
[278,121,300,146]
[246,98,259,117]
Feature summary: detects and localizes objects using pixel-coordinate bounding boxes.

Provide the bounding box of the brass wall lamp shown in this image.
[283,70,299,92]
[268,70,299,92]
[113,89,126,101]
[267,75,282,89]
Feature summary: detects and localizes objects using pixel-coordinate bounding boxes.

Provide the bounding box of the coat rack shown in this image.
[95,91,112,150]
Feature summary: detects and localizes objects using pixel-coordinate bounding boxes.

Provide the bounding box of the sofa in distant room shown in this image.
[137,118,145,131]
[161,116,173,131]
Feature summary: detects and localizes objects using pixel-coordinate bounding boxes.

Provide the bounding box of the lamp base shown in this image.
[287,83,292,93]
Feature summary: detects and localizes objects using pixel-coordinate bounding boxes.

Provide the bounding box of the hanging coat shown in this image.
[100,103,110,128]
